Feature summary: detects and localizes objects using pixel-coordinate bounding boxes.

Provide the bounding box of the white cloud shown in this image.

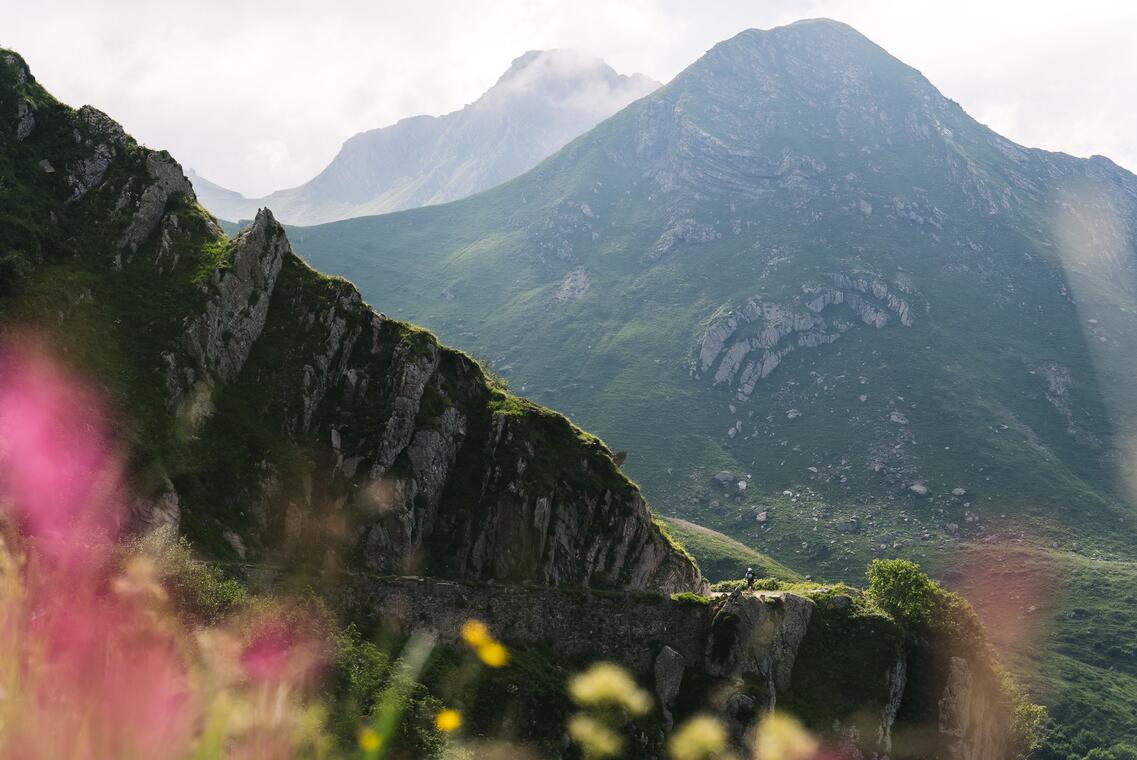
[3,0,1134,195]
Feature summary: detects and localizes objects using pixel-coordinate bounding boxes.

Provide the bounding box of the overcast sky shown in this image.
[5,1,1135,197]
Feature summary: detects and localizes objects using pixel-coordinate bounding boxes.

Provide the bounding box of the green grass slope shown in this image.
[290,21,1137,565]
[662,517,801,582]
[945,546,1137,756]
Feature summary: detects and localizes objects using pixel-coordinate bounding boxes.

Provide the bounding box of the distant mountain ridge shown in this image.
[191,49,659,224]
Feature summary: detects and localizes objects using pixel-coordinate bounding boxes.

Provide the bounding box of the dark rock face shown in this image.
[0,50,701,594]
[165,208,289,416]
[180,194,702,594]
[331,577,1012,760]
[117,151,197,251]
[193,219,705,592]
[705,590,813,695]
[66,106,127,202]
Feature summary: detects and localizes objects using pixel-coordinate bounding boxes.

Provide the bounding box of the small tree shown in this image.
[865,558,941,628]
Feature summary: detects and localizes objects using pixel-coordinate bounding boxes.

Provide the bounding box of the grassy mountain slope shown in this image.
[292,20,1137,564]
[944,546,1137,756]
[286,20,1137,753]
[662,517,802,582]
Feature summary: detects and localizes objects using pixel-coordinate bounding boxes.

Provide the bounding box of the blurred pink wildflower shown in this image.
[0,342,194,757]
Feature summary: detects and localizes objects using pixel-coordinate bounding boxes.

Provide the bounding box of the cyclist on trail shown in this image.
[745,567,755,590]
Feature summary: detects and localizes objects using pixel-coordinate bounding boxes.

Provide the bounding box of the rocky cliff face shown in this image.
[0,48,701,595]
[692,272,920,400]
[333,577,1015,760]
[937,656,1009,760]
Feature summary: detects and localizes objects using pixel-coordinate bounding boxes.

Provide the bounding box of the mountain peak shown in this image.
[780,17,864,34]
[729,18,880,47]
[646,18,947,179]
[488,48,659,101]
[192,49,658,224]
[501,48,607,76]
[690,17,919,84]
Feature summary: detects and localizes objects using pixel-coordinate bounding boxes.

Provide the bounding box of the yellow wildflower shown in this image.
[461,619,491,648]
[567,713,623,758]
[568,662,652,717]
[477,640,510,668]
[668,714,729,760]
[358,727,381,752]
[753,713,818,760]
[435,708,463,733]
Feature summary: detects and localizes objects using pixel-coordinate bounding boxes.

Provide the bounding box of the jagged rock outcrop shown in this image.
[173,210,288,395]
[705,590,814,706]
[167,211,705,592]
[693,274,917,399]
[180,239,705,591]
[118,151,197,251]
[804,273,914,328]
[67,106,127,202]
[0,47,702,597]
[648,217,722,261]
[164,208,288,419]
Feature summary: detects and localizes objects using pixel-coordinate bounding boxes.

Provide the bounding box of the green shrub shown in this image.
[670,592,710,606]
[127,528,246,624]
[1084,743,1137,760]
[171,562,246,623]
[865,558,942,628]
[1009,692,1048,758]
[327,625,445,757]
[866,559,1046,757]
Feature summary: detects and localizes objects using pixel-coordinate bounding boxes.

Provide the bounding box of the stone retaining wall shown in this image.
[337,575,711,673]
